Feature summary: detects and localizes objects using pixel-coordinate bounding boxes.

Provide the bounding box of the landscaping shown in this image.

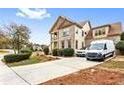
[42,67,124,85]
[52,48,74,57]
[41,56,124,85]
[99,56,124,69]
[4,54,58,67]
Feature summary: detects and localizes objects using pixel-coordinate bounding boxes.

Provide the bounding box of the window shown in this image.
[76,30,78,34]
[102,28,105,34]
[68,40,71,48]
[82,42,84,49]
[104,44,107,50]
[95,28,106,36]
[61,41,64,48]
[95,30,99,36]
[82,31,84,37]
[63,31,69,37]
[63,32,66,36]
[76,40,78,49]
[99,30,102,35]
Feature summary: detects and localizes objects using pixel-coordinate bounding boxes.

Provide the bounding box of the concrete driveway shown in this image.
[12,57,101,85]
[0,50,28,85]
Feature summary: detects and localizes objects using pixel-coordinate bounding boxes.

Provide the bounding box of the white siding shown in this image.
[74,26,85,49]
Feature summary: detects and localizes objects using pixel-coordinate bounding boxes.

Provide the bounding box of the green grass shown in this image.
[4,55,58,67]
[100,60,124,69]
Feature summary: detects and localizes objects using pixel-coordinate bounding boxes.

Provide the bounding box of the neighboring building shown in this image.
[85,22,122,47]
[33,44,43,51]
[49,16,91,51]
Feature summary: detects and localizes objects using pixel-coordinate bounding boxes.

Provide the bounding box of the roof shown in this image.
[92,24,111,30]
[86,22,122,40]
[49,16,89,33]
[108,22,122,36]
[79,21,91,28]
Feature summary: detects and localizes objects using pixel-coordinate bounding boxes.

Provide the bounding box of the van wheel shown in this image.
[87,58,90,60]
[111,52,115,57]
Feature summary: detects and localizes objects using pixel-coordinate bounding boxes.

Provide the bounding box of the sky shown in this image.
[0,8,124,45]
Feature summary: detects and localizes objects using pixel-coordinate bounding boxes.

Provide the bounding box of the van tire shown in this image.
[87,58,90,60]
[111,51,115,57]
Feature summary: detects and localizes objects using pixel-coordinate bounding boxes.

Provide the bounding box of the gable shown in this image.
[108,22,122,36]
[58,19,74,29]
[49,16,65,33]
[49,16,88,33]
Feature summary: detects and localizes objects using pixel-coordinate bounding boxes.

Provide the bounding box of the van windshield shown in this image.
[89,43,105,50]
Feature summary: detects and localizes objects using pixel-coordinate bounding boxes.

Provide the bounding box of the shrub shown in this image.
[20,48,32,55]
[121,32,124,40]
[63,48,74,57]
[116,41,124,55]
[4,53,31,63]
[58,49,64,56]
[43,47,49,55]
[52,49,59,56]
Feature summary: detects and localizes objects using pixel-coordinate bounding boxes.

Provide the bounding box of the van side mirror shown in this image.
[104,44,107,50]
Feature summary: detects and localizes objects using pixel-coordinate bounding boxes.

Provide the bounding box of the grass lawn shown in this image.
[99,56,124,69]
[4,55,58,67]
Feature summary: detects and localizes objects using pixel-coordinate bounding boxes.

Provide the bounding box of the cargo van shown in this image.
[86,40,115,61]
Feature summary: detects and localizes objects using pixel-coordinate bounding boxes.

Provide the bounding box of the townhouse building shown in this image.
[49,16,122,52]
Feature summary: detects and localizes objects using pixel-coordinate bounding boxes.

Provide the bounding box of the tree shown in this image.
[5,23,31,54]
[121,32,124,40]
[43,47,49,55]
[0,29,11,49]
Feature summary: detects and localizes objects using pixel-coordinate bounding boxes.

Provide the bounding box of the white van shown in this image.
[86,40,115,61]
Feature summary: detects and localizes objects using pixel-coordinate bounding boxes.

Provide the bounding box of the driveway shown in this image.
[11,57,102,85]
[0,50,29,85]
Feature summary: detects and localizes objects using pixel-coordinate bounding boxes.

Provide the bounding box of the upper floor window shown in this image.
[76,30,78,34]
[95,30,99,36]
[95,28,106,36]
[82,31,84,37]
[62,30,69,37]
[98,30,102,35]
[102,28,106,34]
[63,32,67,36]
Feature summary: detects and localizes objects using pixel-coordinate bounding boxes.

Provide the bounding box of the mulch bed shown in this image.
[41,68,124,85]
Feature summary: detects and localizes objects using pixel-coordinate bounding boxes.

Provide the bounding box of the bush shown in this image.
[20,48,32,55]
[52,48,74,57]
[63,48,74,57]
[43,47,49,55]
[52,49,59,56]
[4,53,31,63]
[116,41,124,55]
[58,49,64,56]
[121,32,124,40]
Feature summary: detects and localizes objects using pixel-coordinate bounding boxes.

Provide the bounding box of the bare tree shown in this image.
[5,23,31,54]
